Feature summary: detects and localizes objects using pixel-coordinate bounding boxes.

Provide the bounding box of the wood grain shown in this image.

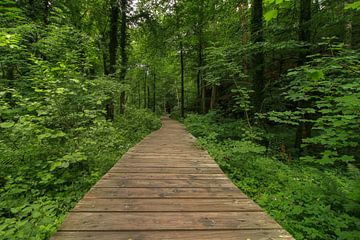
[59,212,281,231]
[94,179,233,188]
[86,187,246,199]
[73,198,261,212]
[52,230,293,240]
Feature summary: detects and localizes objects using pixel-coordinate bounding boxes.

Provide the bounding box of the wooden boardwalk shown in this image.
[52,117,293,240]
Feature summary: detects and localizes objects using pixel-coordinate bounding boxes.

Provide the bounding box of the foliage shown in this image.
[266,48,360,165]
[1,0,360,239]
[185,112,360,240]
[0,3,161,238]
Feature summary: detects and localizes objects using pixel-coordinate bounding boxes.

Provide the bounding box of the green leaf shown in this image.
[345,1,360,10]
[306,69,325,81]
[55,88,65,94]
[264,9,278,22]
[0,122,15,128]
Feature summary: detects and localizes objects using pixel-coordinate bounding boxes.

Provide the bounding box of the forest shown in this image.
[0,0,359,239]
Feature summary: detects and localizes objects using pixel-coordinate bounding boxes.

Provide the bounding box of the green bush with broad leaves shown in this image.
[0,5,161,239]
[265,47,360,166]
[185,112,360,240]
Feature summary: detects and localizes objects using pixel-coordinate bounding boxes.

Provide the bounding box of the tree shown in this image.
[295,0,312,150]
[250,0,265,113]
[119,0,128,114]
[106,0,120,120]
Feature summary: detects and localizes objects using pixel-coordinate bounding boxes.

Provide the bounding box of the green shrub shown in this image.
[185,112,360,240]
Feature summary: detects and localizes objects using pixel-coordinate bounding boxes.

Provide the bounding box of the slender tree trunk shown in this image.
[103,52,109,75]
[201,80,206,113]
[108,1,118,76]
[138,79,141,109]
[210,85,217,110]
[250,0,265,113]
[106,0,119,121]
[299,0,311,59]
[147,85,150,109]
[43,0,50,25]
[351,13,360,49]
[180,41,185,118]
[295,0,312,151]
[144,71,147,108]
[196,0,204,113]
[240,1,250,77]
[119,0,128,114]
[153,72,156,113]
[174,0,185,118]
[28,0,36,20]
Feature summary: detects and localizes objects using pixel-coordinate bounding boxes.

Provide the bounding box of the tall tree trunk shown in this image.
[299,0,311,60]
[153,72,156,113]
[43,0,50,25]
[119,0,128,114]
[106,0,119,121]
[295,0,312,151]
[201,82,206,113]
[196,0,204,113]
[138,79,141,109]
[240,0,250,77]
[180,40,185,118]
[210,85,217,110]
[174,0,185,118]
[108,1,118,76]
[250,0,265,113]
[144,71,147,108]
[350,5,360,49]
[147,85,150,109]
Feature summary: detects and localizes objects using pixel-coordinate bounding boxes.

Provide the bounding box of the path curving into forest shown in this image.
[52,117,293,240]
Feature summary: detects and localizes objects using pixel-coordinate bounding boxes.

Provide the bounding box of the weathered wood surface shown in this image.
[52,117,293,240]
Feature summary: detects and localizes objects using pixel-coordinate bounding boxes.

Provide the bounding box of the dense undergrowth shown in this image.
[185,112,360,240]
[0,4,161,238]
[0,109,160,239]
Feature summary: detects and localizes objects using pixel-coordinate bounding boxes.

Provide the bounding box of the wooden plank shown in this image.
[115,163,218,168]
[122,156,212,160]
[109,167,223,174]
[73,198,261,212]
[85,187,247,199]
[102,173,228,180]
[94,179,233,188]
[58,212,282,231]
[52,230,293,240]
[126,149,209,155]
[120,157,214,163]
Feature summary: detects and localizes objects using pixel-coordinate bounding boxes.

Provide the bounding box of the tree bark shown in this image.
[138,79,141,109]
[250,0,265,113]
[210,85,217,110]
[144,71,147,108]
[240,0,250,76]
[43,0,50,25]
[147,85,150,109]
[119,0,128,114]
[201,80,207,113]
[295,0,312,151]
[153,72,156,113]
[180,40,185,118]
[299,0,311,58]
[174,0,185,118]
[108,1,119,76]
[106,0,119,121]
[196,0,204,113]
